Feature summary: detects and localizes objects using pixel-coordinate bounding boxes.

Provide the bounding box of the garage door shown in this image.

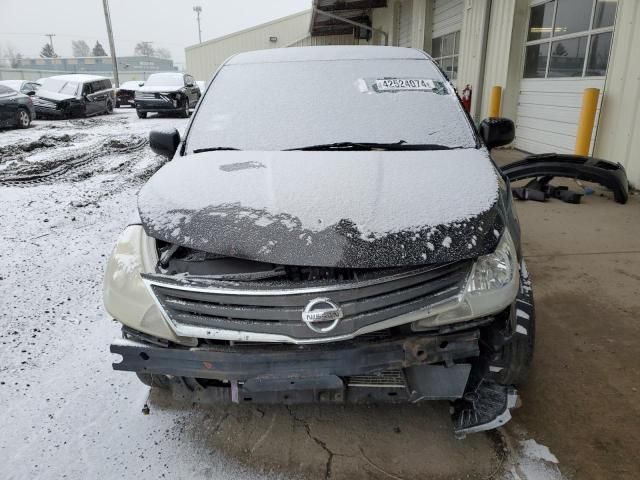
[431,0,464,83]
[395,0,413,47]
[432,0,464,39]
[515,0,617,154]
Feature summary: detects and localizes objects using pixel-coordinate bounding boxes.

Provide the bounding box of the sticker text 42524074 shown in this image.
[375,78,435,91]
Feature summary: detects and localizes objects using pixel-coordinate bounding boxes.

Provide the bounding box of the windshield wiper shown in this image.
[193,147,241,153]
[286,141,462,151]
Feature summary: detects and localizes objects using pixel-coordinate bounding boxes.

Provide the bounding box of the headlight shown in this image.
[412,230,519,329]
[103,225,195,345]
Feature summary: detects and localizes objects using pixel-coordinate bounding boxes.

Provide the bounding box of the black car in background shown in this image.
[0,84,35,129]
[0,80,41,95]
[34,74,115,119]
[116,80,144,108]
[134,72,200,118]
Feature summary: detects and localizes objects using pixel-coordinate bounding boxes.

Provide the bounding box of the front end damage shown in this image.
[107,229,534,437]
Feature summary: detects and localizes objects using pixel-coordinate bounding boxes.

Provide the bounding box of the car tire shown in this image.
[137,110,147,119]
[116,100,121,108]
[16,108,31,129]
[495,261,536,387]
[105,100,113,114]
[180,100,190,118]
[136,373,171,389]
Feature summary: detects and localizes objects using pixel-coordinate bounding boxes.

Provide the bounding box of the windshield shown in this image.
[186,58,476,152]
[41,78,80,96]
[145,74,183,87]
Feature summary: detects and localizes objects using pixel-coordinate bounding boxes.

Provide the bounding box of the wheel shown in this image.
[137,110,147,119]
[180,100,190,118]
[495,260,536,386]
[16,108,31,128]
[136,373,170,389]
[116,100,121,108]
[105,99,113,114]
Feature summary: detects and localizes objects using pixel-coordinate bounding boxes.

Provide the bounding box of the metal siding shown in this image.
[594,0,640,186]
[515,78,605,154]
[286,34,357,47]
[432,0,464,38]
[457,0,491,119]
[399,0,414,47]
[479,0,516,119]
[185,11,312,80]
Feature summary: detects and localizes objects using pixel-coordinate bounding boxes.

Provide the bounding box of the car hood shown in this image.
[138,85,182,93]
[138,150,506,268]
[35,90,77,102]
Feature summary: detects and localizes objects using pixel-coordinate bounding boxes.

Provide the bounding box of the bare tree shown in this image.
[134,41,155,57]
[4,44,23,68]
[155,47,172,60]
[72,40,91,57]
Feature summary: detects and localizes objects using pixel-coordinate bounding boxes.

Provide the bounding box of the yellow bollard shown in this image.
[488,86,502,118]
[575,88,600,156]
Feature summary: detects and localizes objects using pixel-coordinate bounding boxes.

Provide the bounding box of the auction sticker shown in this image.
[375,78,435,91]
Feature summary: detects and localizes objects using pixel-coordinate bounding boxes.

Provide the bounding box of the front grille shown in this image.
[348,369,406,387]
[145,260,471,341]
[136,92,159,100]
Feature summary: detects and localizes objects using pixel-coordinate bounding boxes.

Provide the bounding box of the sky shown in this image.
[0,0,311,68]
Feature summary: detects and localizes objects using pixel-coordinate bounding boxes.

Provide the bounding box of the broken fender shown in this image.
[501,153,629,204]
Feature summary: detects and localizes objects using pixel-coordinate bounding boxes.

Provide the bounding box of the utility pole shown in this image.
[102,0,120,87]
[44,33,56,49]
[193,6,203,43]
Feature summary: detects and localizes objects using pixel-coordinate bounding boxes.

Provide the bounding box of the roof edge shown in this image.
[185,9,311,51]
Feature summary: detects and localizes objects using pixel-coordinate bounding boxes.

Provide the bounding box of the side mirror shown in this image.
[150,128,180,159]
[26,91,36,96]
[478,117,515,150]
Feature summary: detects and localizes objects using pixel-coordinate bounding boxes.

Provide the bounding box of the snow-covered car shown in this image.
[116,80,144,108]
[105,46,535,436]
[0,84,35,129]
[33,74,115,119]
[0,80,41,95]
[134,72,200,119]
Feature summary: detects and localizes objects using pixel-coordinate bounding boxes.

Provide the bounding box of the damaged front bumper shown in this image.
[111,313,524,436]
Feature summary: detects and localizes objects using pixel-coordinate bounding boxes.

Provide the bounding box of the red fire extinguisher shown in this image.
[461,84,472,112]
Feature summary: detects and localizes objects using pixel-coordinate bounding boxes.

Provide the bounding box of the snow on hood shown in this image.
[35,90,77,102]
[138,85,182,94]
[138,149,505,268]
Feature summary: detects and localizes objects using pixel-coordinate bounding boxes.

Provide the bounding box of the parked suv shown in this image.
[105,47,535,436]
[134,72,200,118]
[33,74,114,118]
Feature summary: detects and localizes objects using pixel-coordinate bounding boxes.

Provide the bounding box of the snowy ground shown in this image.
[0,109,563,479]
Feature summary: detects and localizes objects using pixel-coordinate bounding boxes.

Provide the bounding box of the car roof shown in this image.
[227,46,429,65]
[0,80,25,89]
[46,74,109,83]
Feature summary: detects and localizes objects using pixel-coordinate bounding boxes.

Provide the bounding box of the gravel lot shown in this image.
[1,110,565,479]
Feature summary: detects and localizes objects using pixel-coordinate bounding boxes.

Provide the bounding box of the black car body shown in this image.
[0,80,41,95]
[105,47,535,436]
[134,72,200,118]
[116,80,144,108]
[0,84,35,129]
[33,74,115,119]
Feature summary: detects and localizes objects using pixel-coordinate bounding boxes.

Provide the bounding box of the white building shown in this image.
[186,0,640,186]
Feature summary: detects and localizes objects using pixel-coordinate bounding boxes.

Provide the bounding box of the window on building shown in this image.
[432,31,459,82]
[523,0,617,79]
